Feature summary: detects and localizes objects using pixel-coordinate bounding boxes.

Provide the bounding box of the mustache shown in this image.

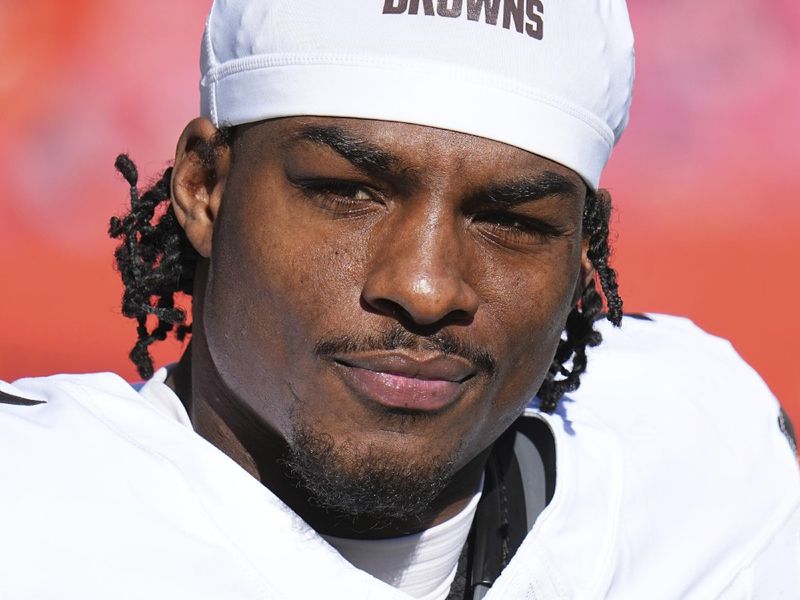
[314,325,497,375]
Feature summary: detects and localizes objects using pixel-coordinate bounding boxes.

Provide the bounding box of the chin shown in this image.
[283,414,465,522]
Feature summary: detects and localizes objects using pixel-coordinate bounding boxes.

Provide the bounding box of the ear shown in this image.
[570,236,596,307]
[573,188,604,305]
[171,117,231,258]
[578,237,596,298]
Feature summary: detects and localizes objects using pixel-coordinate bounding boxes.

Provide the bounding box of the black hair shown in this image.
[536,187,622,412]
[109,131,622,412]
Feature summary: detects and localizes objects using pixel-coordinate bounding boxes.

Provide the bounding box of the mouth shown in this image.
[332,351,477,413]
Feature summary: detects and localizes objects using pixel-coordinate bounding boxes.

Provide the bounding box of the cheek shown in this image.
[202,188,367,425]
[474,240,583,411]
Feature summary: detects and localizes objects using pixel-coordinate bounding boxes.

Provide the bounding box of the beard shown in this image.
[278,323,491,527]
[282,420,462,526]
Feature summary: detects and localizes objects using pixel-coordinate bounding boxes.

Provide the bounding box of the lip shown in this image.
[332,352,476,412]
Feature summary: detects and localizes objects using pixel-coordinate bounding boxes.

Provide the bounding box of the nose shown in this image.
[361,210,480,327]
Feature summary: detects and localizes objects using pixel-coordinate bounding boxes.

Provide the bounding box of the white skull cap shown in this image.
[200,0,634,189]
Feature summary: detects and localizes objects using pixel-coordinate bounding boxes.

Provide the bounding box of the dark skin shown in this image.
[168,116,592,538]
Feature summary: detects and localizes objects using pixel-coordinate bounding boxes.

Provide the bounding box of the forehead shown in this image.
[235,116,587,192]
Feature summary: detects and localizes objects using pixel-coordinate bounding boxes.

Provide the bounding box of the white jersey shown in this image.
[0,314,797,599]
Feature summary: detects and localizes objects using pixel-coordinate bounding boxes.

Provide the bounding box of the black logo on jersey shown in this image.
[778,408,797,458]
[382,0,544,40]
[0,389,45,406]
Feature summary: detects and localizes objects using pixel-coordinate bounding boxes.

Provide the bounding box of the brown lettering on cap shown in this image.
[409,0,436,15]
[466,0,501,25]
[383,0,409,13]
[438,0,463,18]
[526,0,544,39]
[502,0,524,33]
[382,0,544,40]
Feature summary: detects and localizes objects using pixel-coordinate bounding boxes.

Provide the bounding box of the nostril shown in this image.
[360,295,475,332]
[442,309,475,326]
[360,296,404,319]
[360,297,419,327]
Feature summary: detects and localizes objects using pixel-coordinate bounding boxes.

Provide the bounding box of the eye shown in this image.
[312,181,372,201]
[290,177,383,216]
[471,211,566,246]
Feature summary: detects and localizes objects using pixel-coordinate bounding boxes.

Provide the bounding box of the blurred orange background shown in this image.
[1,1,798,427]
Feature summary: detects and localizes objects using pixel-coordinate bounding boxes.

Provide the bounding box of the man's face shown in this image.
[201,117,587,515]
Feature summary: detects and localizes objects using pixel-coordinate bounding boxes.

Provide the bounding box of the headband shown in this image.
[200,0,634,188]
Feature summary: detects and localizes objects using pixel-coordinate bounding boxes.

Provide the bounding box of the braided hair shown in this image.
[536,188,621,412]
[109,129,622,411]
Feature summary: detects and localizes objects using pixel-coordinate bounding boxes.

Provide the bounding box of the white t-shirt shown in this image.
[0,314,797,599]
[322,483,481,600]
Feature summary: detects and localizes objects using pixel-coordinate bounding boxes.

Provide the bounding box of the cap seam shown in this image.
[204,54,614,145]
[202,5,219,125]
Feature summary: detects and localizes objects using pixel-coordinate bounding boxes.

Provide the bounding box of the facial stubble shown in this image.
[283,414,464,526]
[281,325,494,525]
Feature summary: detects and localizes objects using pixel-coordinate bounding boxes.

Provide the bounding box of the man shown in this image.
[1,1,797,599]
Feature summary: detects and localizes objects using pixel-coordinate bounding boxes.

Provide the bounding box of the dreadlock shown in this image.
[108,128,232,380]
[110,131,622,410]
[536,188,622,412]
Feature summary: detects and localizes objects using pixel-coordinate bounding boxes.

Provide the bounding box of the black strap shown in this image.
[468,429,529,599]
[446,531,471,600]
[448,415,556,599]
[0,389,45,406]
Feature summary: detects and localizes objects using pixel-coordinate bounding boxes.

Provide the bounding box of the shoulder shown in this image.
[0,371,142,434]
[0,373,273,598]
[2,370,144,404]
[586,312,756,384]
[0,371,173,435]
[547,314,800,597]
[0,371,195,482]
[572,313,789,445]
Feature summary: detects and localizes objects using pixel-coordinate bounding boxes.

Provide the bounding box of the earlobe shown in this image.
[171,117,231,258]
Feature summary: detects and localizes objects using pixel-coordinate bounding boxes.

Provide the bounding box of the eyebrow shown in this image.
[478,171,583,207]
[284,125,409,181]
[285,124,582,203]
